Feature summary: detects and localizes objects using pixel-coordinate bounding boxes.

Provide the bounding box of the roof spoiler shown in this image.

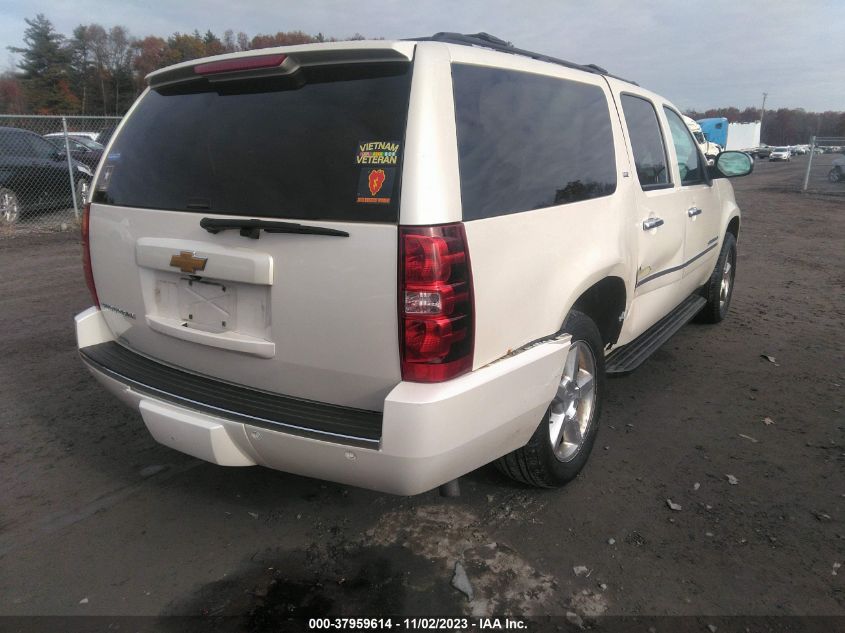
[147,43,414,89]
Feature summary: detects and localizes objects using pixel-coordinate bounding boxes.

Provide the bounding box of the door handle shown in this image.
[688,207,702,217]
[642,217,664,230]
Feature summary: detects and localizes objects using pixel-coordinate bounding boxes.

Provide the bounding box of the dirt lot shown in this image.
[0,157,843,628]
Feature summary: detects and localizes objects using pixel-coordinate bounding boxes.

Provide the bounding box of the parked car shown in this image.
[829,156,845,183]
[0,126,93,224]
[769,147,791,161]
[44,131,102,143]
[751,145,771,159]
[96,125,119,147]
[75,33,752,495]
[45,135,105,171]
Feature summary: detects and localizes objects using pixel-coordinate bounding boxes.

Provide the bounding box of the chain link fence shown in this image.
[0,115,121,237]
[802,136,845,196]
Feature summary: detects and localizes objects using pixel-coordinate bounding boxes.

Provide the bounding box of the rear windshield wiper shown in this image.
[200,217,349,239]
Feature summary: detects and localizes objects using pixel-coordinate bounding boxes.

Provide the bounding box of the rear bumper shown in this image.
[76,307,569,495]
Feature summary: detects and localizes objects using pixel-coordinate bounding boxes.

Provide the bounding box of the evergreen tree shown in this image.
[8,14,78,113]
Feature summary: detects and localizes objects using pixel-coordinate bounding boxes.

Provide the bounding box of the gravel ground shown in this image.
[0,156,842,627]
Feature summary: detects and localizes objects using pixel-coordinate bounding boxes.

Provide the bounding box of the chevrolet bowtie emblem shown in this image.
[169,251,208,274]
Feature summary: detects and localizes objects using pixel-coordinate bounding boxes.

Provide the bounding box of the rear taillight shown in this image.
[81,202,99,307]
[399,223,474,382]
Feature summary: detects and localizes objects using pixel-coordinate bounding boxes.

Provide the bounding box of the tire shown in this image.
[697,232,736,324]
[0,188,20,225]
[495,311,605,488]
[828,167,843,183]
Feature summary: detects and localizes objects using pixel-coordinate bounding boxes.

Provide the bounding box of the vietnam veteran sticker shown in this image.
[357,167,395,204]
[356,140,400,166]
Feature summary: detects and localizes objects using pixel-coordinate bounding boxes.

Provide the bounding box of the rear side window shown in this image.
[663,107,705,185]
[26,135,58,159]
[452,64,617,221]
[94,63,412,223]
[620,94,670,189]
[0,131,35,158]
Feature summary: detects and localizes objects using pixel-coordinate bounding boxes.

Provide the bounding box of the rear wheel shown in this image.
[698,232,736,323]
[0,188,20,225]
[495,311,605,488]
[829,167,843,183]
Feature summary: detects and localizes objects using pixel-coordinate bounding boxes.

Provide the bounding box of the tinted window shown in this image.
[49,137,85,151]
[76,138,104,150]
[22,135,56,159]
[94,63,411,223]
[0,131,34,158]
[452,65,617,220]
[620,94,669,189]
[663,107,704,185]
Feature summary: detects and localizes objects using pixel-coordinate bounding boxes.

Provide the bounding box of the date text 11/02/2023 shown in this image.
[307,617,528,630]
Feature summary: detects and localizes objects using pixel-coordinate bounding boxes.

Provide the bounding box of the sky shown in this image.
[1,0,843,112]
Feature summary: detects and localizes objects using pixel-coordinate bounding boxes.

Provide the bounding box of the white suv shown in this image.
[75,33,752,495]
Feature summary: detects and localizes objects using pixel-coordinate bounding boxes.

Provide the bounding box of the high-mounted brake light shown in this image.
[399,224,474,382]
[81,202,99,307]
[194,53,287,75]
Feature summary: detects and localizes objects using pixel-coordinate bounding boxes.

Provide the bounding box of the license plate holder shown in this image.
[178,277,236,333]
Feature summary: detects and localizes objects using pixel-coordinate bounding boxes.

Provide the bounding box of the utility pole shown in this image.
[759,92,768,143]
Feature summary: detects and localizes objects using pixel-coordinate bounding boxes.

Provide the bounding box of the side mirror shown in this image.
[710,151,753,179]
[51,150,65,161]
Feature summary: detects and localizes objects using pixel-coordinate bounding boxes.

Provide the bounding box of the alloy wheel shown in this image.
[719,252,734,311]
[0,190,20,224]
[548,340,597,462]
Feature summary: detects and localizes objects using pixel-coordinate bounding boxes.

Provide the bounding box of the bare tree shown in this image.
[222,29,236,53]
[107,26,132,115]
[69,25,95,113]
[86,24,109,115]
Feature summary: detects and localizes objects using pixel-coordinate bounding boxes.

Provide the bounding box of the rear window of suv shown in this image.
[93,63,411,223]
[452,64,617,221]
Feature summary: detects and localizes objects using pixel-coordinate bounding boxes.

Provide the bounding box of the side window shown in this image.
[64,138,86,151]
[452,64,617,220]
[25,135,58,160]
[1,132,34,158]
[620,94,669,189]
[663,107,704,185]
[0,132,12,156]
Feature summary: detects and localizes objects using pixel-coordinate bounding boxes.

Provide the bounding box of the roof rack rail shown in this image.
[407,32,638,86]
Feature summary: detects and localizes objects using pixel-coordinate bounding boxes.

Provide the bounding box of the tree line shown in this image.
[3,13,843,146]
[1,14,367,116]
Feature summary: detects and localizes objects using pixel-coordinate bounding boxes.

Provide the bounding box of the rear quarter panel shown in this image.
[438,45,636,369]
